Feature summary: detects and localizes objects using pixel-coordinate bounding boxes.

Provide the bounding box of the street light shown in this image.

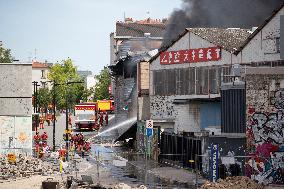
[65,80,84,160]
[32,81,40,132]
[40,80,57,152]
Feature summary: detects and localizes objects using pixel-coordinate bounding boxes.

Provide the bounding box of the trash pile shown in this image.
[199,176,264,189]
[0,155,57,180]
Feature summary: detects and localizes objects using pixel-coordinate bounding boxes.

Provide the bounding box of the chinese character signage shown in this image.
[210,143,219,182]
[160,47,221,65]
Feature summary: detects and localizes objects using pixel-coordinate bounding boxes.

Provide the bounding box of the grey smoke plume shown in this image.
[162,0,284,47]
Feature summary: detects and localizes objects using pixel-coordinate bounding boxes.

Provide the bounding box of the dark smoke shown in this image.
[162,0,284,47]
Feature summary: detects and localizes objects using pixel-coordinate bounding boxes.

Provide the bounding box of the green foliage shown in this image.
[94,67,111,101]
[37,87,52,111]
[47,58,85,109]
[0,45,13,63]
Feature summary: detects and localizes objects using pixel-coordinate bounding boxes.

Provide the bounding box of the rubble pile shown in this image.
[113,183,147,189]
[199,176,264,189]
[0,155,57,180]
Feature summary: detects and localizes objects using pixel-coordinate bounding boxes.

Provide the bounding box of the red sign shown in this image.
[160,47,221,65]
[75,106,96,110]
[108,85,112,94]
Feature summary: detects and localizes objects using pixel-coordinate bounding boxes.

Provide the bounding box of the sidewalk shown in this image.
[127,158,207,188]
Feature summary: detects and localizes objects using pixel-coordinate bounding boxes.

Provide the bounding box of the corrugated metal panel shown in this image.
[221,88,246,133]
[222,66,232,83]
[209,67,218,94]
[200,102,221,129]
[203,67,209,95]
[153,70,164,95]
[153,66,224,96]
[189,67,195,94]
[167,69,176,95]
[176,69,182,95]
[196,67,202,95]
[196,67,209,95]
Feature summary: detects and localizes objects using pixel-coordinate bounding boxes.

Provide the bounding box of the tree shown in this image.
[94,67,111,101]
[37,87,52,112]
[47,58,85,109]
[0,45,13,63]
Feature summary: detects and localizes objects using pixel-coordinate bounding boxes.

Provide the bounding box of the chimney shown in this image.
[125,17,133,23]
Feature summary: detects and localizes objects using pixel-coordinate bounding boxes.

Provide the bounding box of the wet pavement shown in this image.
[87,144,194,189]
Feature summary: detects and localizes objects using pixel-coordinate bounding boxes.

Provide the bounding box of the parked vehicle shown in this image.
[74,102,99,132]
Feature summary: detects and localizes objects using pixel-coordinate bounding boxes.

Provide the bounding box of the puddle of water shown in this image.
[89,144,190,189]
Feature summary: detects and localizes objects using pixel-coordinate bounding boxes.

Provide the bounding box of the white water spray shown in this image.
[88,117,137,142]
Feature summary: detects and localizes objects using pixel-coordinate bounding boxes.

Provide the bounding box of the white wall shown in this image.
[239,7,284,62]
[150,32,240,133]
[32,67,51,90]
[86,75,96,90]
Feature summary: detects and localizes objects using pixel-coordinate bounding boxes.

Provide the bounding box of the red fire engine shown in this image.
[74,100,113,132]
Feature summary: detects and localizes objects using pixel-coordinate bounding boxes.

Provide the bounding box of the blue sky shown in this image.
[0,0,181,74]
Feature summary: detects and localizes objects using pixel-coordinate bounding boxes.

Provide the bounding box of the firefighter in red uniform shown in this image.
[39,116,44,129]
[104,111,108,125]
[33,132,41,144]
[85,141,91,152]
[99,111,103,126]
[41,132,48,146]
[68,113,72,127]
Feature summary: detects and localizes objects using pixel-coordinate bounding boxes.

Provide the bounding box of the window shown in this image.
[41,70,46,79]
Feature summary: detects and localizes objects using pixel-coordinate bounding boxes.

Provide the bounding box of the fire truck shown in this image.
[74,100,114,132]
[97,99,115,113]
[74,103,98,132]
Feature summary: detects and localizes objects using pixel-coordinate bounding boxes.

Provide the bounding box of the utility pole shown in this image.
[52,82,56,152]
[65,81,84,161]
[32,81,40,132]
[65,84,69,159]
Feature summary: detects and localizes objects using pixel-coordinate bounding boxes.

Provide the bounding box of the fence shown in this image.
[159,132,202,170]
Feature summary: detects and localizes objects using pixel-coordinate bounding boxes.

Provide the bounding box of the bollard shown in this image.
[67,176,73,189]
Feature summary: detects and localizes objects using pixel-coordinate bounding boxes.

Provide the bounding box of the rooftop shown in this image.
[151,27,251,63]
[32,61,51,68]
[116,18,166,38]
[187,28,251,53]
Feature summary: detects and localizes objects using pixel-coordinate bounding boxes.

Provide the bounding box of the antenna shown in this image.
[124,12,126,22]
[34,48,37,61]
[146,11,150,18]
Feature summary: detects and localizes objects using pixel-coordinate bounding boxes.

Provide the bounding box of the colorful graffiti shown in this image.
[0,116,32,155]
[137,121,145,153]
[246,88,284,184]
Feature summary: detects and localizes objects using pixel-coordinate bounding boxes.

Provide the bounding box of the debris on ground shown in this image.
[198,176,264,189]
[113,183,147,189]
[0,155,57,180]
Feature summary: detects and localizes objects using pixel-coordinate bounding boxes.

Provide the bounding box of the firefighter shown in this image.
[85,141,91,152]
[68,113,72,127]
[99,111,104,126]
[104,111,108,125]
[39,116,44,129]
[41,132,48,142]
[33,132,41,144]
[58,148,66,161]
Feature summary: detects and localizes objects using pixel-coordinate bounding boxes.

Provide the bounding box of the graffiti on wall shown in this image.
[246,87,284,184]
[137,122,145,153]
[202,138,246,179]
[0,116,32,155]
[150,96,177,119]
